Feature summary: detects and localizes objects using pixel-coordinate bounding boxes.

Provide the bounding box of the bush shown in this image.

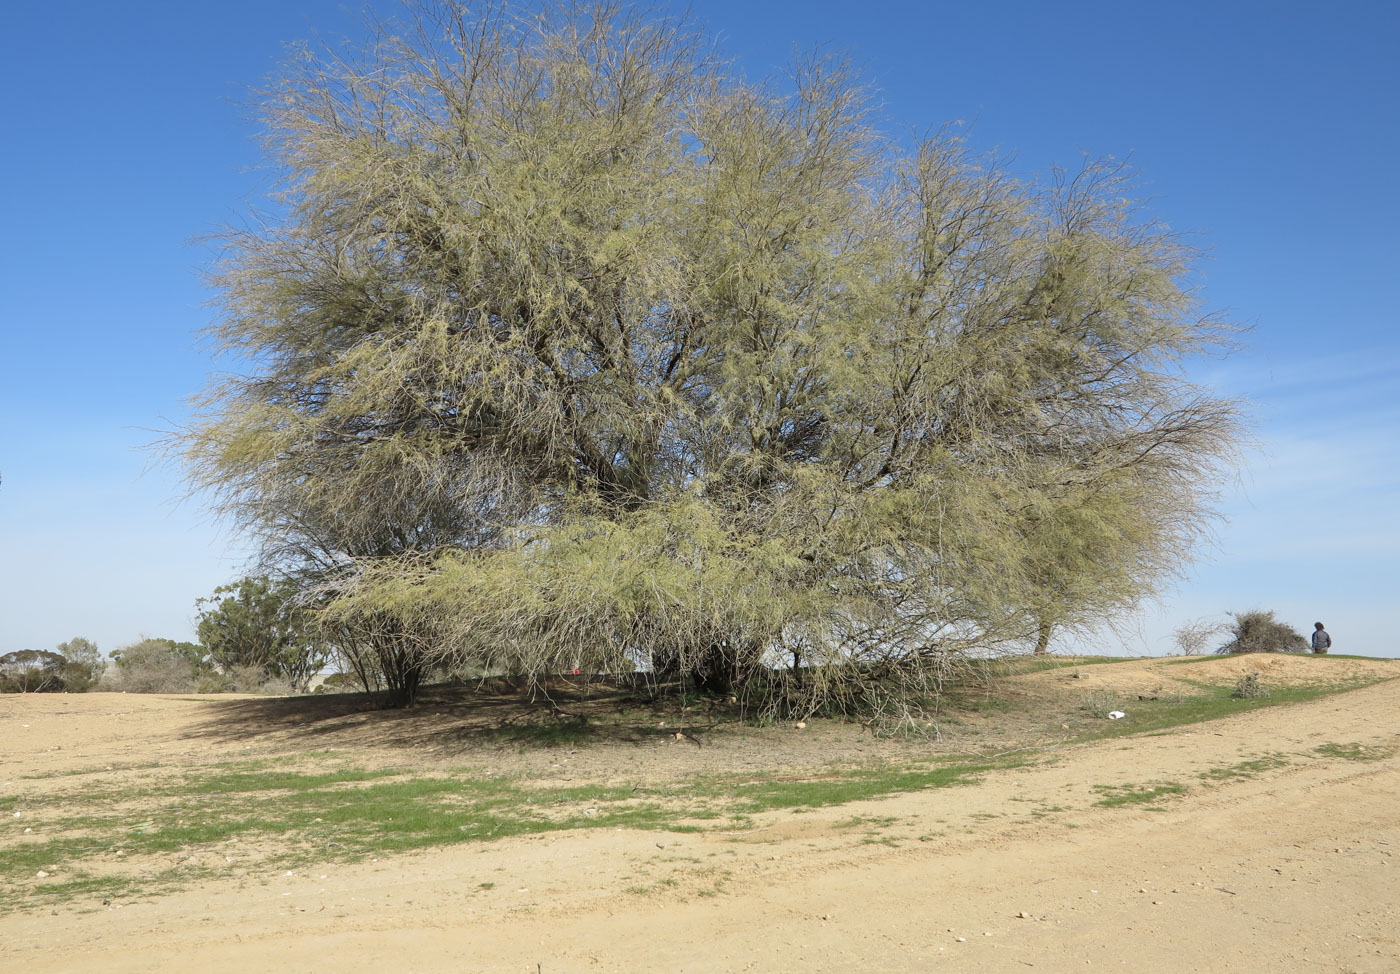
[1216,611,1309,655]
[106,638,207,693]
[1082,689,1122,718]
[224,664,288,694]
[1232,672,1270,699]
[194,665,292,694]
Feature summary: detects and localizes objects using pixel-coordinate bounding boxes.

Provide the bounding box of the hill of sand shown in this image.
[3,653,1399,973]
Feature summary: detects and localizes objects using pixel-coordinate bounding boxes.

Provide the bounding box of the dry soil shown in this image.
[3,654,1399,973]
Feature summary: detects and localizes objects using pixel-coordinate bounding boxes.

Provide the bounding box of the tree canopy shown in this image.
[183,0,1239,710]
[196,576,329,691]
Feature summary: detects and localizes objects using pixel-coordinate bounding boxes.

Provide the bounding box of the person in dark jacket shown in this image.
[1311,622,1331,654]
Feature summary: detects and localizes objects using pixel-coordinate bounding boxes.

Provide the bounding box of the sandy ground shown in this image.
[3,654,1399,973]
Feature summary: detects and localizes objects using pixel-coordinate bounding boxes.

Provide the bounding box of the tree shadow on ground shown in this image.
[178,679,726,756]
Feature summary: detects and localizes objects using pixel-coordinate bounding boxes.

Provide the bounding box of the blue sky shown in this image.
[1,0,1396,658]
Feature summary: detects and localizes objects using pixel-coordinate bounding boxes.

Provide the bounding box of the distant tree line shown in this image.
[0,638,104,693]
[2,577,329,694]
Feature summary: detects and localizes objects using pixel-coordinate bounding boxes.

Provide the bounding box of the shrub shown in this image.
[194,671,233,694]
[107,638,207,693]
[1082,689,1121,719]
[224,663,289,694]
[1216,611,1309,655]
[55,637,104,681]
[1232,672,1269,699]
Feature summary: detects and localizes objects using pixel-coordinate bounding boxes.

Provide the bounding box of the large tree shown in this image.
[184,1,1238,709]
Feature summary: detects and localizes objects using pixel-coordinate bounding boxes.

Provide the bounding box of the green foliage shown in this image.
[1217,610,1309,655]
[196,576,329,691]
[55,636,101,670]
[182,0,1240,710]
[53,637,104,690]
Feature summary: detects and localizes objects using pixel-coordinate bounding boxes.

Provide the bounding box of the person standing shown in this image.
[1311,622,1331,654]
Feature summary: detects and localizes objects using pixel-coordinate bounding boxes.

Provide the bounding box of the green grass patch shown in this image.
[1073,678,1384,742]
[0,753,1028,914]
[989,655,1138,676]
[833,814,900,830]
[22,867,208,909]
[1314,742,1395,763]
[20,761,165,781]
[1199,755,1289,782]
[716,755,1029,814]
[1092,781,1187,807]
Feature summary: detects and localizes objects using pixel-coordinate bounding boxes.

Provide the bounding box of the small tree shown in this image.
[1216,611,1309,655]
[196,577,329,692]
[1172,617,1231,656]
[55,636,104,689]
[55,637,101,669]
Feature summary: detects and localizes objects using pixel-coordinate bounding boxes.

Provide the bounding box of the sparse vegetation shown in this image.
[1199,755,1289,781]
[1172,617,1230,656]
[1069,672,1382,744]
[0,753,1024,912]
[1314,742,1395,763]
